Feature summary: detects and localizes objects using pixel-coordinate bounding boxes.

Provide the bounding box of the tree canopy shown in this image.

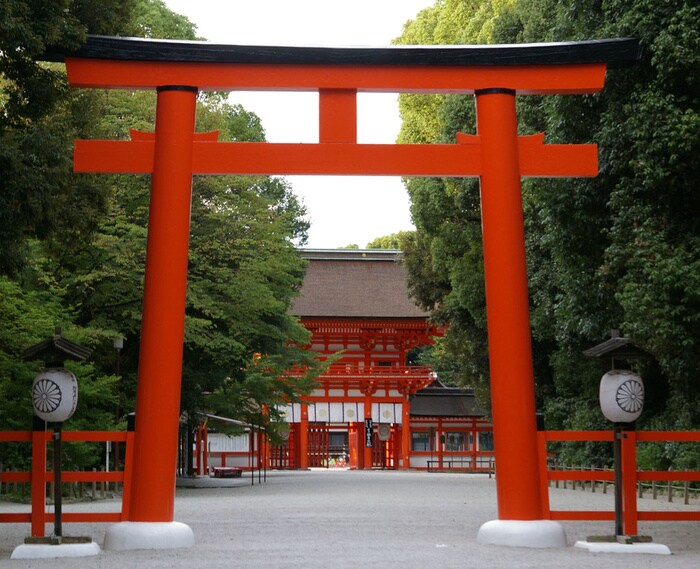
[0,0,321,470]
[396,0,699,467]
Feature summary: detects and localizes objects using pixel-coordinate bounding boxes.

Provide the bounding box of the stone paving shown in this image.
[1,469,699,568]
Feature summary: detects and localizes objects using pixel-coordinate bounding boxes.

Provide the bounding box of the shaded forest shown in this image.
[395,0,699,467]
[0,0,323,471]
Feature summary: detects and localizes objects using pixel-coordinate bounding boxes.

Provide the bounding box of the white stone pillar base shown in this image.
[477,519,567,548]
[103,521,194,551]
[11,542,101,559]
[575,540,671,555]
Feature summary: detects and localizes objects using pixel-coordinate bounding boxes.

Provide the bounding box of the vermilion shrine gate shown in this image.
[56,35,641,549]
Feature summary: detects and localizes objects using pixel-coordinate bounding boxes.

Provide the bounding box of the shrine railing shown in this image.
[0,429,133,537]
[537,430,700,535]
[321,364,434,377]
[286,363,435,381]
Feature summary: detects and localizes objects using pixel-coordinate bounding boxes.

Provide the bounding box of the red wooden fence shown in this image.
[538,430,700,535]
[0,429,133,537]
[3,427,699,537]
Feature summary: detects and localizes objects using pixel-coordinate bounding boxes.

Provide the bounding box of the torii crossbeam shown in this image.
[53,36,641,549]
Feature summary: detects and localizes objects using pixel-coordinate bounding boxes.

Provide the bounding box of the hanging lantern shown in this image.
[377,423,391,441]
[278,422,290,441]
[32,368,79,423]
[599,369,644,424]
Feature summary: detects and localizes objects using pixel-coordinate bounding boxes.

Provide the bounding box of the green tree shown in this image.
[0,0,140,472]
[396,0,700,466]
[492,0,700,441]
[365,231,415,250]
[51,83,315,443]
[0,0,137,275]
[0,0,321,474]
[394,1,512,400]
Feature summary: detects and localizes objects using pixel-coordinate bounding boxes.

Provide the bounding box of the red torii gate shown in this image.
[58,36,640,549]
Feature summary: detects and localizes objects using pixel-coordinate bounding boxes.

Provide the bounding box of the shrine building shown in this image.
[268,248,493,471]
[198,249,493,473]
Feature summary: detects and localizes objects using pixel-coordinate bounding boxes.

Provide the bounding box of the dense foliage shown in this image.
[396,0,699,467]
[0,1,320,472]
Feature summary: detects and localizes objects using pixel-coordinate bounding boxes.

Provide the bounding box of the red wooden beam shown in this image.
[547,470,615,481]
[62,431,128,442]
[637,471,700,482]
[0,514,32,523]
[550,511,615,521]
[0,432,32,442]
[636,431,700,442]
[74,138,597,178]
[542,430,614,441]
[66,59,607,95]
[638,512,700,522]
[48,513,124,523]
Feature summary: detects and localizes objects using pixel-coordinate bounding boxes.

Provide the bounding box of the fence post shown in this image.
[536,431,550,518]
[30,417,47,537]
[568,465,574,490]
[120,414,136,521]
[621,429,638,536]
[602,465,608,494]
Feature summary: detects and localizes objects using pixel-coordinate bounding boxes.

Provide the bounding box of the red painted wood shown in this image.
[540,430,700,527]
[128,87,198,523]
[637,431,700,442]
[621,430,639,535]
[319,89,357,143]
[63,42,619,525]
[638,512,700,521]
[30,427,46,537]
[476,90,543,521]
[550,511,615,521]
[74,138,596,178]
[66,58,606,94]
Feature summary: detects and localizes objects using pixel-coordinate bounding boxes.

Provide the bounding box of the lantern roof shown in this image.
[21,327,93,367]
[583,332,654,361]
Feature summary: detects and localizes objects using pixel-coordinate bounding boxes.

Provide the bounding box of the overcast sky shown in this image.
[163,0,435,248]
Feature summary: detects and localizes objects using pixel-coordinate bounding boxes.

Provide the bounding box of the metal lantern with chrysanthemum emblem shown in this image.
[20,327,92,542]
[22,327,91,424]
[31,368,79,423]
[599,369,645,424]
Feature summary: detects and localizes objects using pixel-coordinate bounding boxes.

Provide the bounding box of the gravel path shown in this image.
[1,469,698,568]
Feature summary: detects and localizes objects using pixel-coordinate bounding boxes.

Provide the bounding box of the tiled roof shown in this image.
[292,249,429,319]
[410,382,485,418]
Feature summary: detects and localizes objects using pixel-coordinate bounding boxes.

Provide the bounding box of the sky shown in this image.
[164,0,436,248]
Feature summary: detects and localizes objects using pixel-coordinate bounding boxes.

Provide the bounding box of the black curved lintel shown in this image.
[44,35,642,69]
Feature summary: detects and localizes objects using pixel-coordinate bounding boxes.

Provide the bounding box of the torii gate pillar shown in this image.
[103,85,198,550]
[474,89,566,546]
